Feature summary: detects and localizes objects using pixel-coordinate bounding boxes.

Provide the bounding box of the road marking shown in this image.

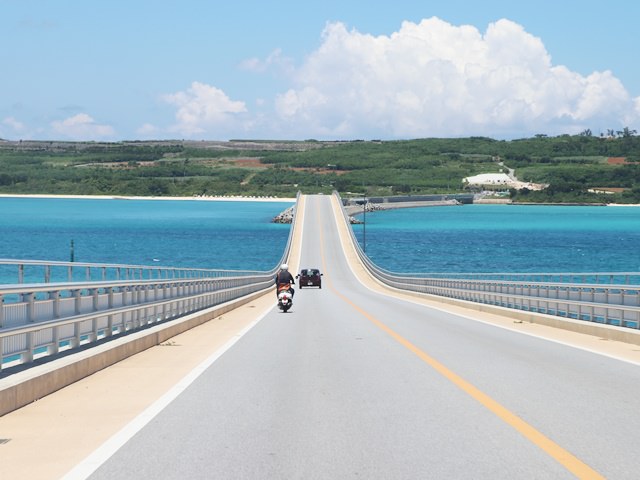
[328,197,640,367]
[61,310,270,480]
[318,197,605,480]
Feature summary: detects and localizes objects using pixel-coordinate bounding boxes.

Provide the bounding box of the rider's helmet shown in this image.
[281,263,289,271]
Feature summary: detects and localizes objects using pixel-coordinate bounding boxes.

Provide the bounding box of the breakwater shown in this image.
[273,206,295,224]
[344,198,461,217]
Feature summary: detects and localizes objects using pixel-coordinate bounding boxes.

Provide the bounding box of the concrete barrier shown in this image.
[332,192,640,349]
[393,288,640,346]
[0,288,270,417]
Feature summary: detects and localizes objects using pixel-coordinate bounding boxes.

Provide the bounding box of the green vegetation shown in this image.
[1,133,639,203]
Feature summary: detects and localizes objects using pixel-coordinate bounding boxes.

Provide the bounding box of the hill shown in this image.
[0,134,639,203]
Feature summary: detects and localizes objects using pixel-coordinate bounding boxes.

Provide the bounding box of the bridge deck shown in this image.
[1,194,639,479]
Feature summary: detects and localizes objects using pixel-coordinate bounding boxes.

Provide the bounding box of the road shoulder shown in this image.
[0,197,307,479]
[329,194,640,366]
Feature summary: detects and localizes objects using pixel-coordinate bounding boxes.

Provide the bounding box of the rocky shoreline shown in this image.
[272,206,296,223]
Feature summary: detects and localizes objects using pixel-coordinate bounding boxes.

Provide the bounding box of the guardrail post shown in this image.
[25,332,34,363]
[50,291,60,318]
[73,289,81,315]
[23,292,35,322]
[91,316,99,342]
[45,265,51,283]
[92,288,99,311]
[106,313,114,337]
[74,321,81,348]
[68,265,73,282]
[0,294,3,328]
[130,287,137,326]
[18,263,24,283]
[49,324,60,354]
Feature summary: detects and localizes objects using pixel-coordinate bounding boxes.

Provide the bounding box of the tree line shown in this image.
[0,133,639,203]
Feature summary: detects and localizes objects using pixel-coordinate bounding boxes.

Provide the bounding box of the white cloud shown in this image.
[240,48,294,76]
[1,117,26,137]
[272,17,639,139]
[162,82,247,137]
[136,123,160,138]
[3,116,25,130]
[50,113,115,140]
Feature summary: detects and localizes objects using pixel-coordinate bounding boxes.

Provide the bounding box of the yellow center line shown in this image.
[315,197,604,480]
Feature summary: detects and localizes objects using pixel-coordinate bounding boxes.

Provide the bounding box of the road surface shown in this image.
[3,194,640,479]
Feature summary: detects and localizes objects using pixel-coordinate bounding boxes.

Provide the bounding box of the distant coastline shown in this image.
[0,193,637,207]
[0,193,296,203]
[512,201,640,207]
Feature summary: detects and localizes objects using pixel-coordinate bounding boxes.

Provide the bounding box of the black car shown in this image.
[297,268,322,288]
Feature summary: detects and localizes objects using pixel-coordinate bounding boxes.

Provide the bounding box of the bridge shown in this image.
[1,193,640,479]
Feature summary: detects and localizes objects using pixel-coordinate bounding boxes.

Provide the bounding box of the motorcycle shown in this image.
[277,284,293,312]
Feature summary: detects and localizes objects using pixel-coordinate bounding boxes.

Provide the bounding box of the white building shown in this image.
[463,173,511,187]
[463,173,547,191]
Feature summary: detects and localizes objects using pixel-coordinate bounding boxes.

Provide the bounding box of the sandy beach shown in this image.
[1,193,637,207]
[0,193,296,202]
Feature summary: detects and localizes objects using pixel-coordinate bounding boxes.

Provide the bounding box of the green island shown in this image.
[1,131,639,204]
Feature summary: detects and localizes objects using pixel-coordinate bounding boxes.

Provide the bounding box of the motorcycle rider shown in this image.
[275,263,295,298]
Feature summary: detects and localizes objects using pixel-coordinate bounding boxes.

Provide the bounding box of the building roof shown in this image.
[463,173,511,185]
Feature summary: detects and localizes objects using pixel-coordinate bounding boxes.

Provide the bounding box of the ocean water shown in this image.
[2,199,639,284]
[352,204,640,274]
[0,197,294,275]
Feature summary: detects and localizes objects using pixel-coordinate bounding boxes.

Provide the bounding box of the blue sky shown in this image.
[1,0,638,141]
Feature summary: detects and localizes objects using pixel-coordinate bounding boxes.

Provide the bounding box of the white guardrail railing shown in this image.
[0,195,299,371]
[0,258,260,285]
[337,192,640,330]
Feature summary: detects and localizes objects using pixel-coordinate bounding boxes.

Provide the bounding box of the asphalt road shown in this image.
[74,195,640,478]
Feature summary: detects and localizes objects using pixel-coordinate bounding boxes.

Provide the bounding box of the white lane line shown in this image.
[355,267,640,367]
[62,310,269,480]
[329,195,640,368]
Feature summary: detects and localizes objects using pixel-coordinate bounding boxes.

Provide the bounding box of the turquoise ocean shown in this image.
[1,198,640,283]
[0,197,295,277]
[351,204,640,274]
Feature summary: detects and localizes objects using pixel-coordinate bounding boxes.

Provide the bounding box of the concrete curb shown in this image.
[394,289,640,346]
[0,288,270,417]
[331,193,640,348]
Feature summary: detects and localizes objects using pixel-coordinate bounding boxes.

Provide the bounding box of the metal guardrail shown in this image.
[376,271,640,286]
[0,276,273,370]
[0,276,272,328]
[0,258,260,285]
[335,191,640,330]
[0,194,299,371]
